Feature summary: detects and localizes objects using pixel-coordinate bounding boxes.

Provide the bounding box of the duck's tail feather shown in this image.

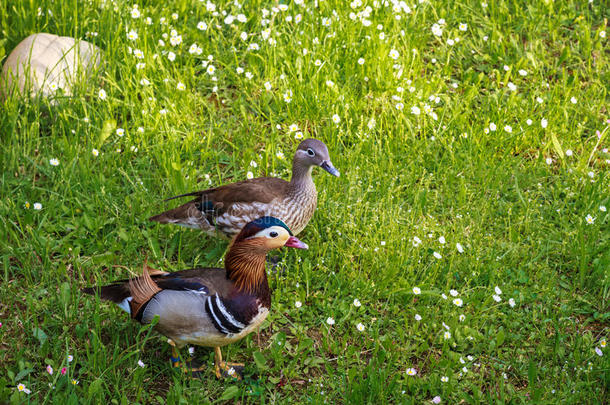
[82,282,131,303]
[148,198,214,230]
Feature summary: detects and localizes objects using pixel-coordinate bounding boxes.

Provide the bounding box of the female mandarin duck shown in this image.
[83,217,307,378]
[149,139,339,238]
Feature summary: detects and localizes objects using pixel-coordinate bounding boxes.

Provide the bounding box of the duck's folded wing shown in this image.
[148,177,290,228]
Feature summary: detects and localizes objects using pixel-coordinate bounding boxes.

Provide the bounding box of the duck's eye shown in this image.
[269,231,279,238]
[307,148,315,157]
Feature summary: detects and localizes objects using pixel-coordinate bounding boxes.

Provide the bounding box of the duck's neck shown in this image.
[224,244,270,304]
[290,162,315,195]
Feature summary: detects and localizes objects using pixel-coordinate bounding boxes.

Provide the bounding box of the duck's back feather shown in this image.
[148,177,291,236]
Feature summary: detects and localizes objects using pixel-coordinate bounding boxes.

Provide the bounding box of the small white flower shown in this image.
[176,82,186,91]
[453,298,463,307]
[508,298,516,307]
[456,243,464,253]
[98,89,107,100]
[133,49,144,59]
[332,114,341,124]
[46,365,53,375]
[431,23,443,37]
[295,301,302,308]
[438,236,446,244]
[406,368,417,376]
[507,82,517,91]
[67,355,74,363]
[127,29,138,41]
[411,106,421,115]
[489,122,496,131]
[527,119,533,126]
[167,52,176,61]
[494,286,502,295]
[415,314,422,321]
[413,287,421,295]
[450,289,458,297]
[459,314,466,322]
[570,97,577,104]
[565,149,573,157]
[585,214,595,224]
[33,202,42,210]
[326,317,335,325]
[546,157,553,165]
[116,128,125,137]
[518,69,528,76]
[541,118,548,129]
[246,171,254,180]
[459,23,468,31]
[137,360,146,368]
[92,149,99,157]
[206,65,216,75]
[356,323,365,332]
[188,347,195,356]
[442,294,448,300]
[600,206,607,212]
[353,298,362,307]
[595,347,603,356]
[441,376,449,383]
[433,251,442,259]
[444,331,451,339]
[389,49,400,59]
[492,294,502,302]
[504,125,512,133]
[197,21,207,30]
[264,81,272,91]
[49,158,59,166]
[17,383,31,394]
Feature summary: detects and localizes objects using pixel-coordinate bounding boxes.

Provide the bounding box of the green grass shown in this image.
[1,0,609,403]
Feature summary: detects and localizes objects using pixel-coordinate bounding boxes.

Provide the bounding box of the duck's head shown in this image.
[294,139,340,177]
[233,216,308,253]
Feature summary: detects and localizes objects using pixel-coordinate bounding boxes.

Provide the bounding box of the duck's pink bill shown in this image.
[284,236,308,249]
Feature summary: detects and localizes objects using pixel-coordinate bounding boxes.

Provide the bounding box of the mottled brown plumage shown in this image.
[149,139,339,238]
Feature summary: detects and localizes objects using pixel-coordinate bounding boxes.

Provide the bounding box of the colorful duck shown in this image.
[83,217,307,378]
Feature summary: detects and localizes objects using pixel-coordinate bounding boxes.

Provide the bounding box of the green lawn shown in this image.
[1,0,609,403]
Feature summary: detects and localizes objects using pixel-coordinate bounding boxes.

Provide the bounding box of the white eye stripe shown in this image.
[251,226,288,239]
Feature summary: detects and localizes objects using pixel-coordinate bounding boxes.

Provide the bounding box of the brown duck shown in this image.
[149,139,339,238]
[83,217,308,378]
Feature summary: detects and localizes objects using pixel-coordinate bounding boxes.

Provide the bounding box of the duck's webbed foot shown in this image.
[169,341,206,378]
[214,346,244,380]
[215,361,245,380]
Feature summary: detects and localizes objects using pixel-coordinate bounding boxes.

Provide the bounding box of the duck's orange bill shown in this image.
[284,236,308,249]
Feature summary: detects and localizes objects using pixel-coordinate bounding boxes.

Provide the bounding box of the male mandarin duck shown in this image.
[83,217,308,378]
[149,139,339,238]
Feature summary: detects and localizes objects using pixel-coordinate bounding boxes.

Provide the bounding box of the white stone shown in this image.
[1,33,102,99]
